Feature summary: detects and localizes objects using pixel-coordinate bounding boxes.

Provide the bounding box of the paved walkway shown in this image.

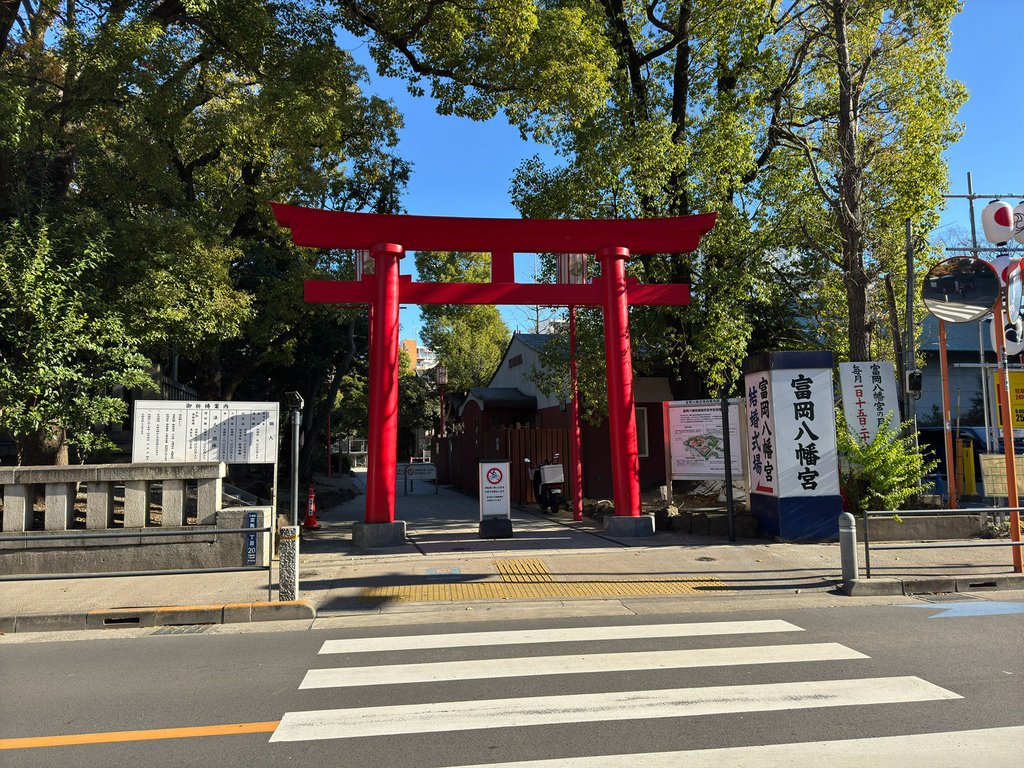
[1,470,1021,625]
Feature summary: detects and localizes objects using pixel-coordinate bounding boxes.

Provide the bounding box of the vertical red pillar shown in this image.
[599,247,641,517]
[569,305,584,521]
[365,243,403,524]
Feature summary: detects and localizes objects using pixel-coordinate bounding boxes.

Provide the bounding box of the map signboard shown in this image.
[132,401,279,464]
[664,399,743,481]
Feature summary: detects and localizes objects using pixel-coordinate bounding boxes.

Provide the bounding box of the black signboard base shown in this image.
[479,518,513,539]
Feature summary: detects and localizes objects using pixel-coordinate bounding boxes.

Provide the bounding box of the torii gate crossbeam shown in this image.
[271,202,717,543]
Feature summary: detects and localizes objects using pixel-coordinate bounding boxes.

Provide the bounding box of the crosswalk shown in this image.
[269,617,1011,765]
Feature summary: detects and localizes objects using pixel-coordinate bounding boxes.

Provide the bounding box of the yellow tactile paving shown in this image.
[360,577,731,603]
[493,558,555,583]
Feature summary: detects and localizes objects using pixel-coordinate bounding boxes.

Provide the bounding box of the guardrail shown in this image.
[859,507,1024,578]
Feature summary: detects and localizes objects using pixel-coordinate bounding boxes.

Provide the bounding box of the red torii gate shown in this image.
[271,202,716,543]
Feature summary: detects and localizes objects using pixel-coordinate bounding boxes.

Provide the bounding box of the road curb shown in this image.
[0,601,315,634]
[841,573,1024,597]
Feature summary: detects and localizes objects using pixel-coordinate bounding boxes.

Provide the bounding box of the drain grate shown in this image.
[152,625,211,635]
[915,593,982,603]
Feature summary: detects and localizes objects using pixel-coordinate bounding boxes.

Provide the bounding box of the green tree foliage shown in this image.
[0,222,152,463]
[414,251,511,392]
[836,412,937,513]
[2,1,409,468]
[337,0,964,390]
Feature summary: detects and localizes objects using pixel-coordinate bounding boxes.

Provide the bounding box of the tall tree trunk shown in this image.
[18,425,69,466]
[832,0,868,361]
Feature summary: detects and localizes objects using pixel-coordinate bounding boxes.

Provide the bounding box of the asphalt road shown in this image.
[2,596,1023,767]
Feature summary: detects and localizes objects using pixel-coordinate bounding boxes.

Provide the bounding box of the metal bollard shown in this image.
[839,512,859,583]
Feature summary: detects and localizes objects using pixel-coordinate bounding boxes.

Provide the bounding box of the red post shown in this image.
[993,306,1023,572]
[365,243,403,524]
[938,320,958,509]
[569,305,584,521]
[598,247,641,517]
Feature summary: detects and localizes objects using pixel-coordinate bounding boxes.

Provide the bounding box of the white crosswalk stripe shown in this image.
[274,617,969,761]
[317,619,803,654]
[271,676,958,743]
[301,642,867,688]
[437,726,1024,768]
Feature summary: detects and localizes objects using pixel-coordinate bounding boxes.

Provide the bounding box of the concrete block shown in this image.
[603,514,656,538]
[0,615,16,633]
[353,521,408,548]
[155,605,222,626]
[196,477,222,525]
[44,482,76,530]
[162,479,187,526]
[902,576,958,595]
[86,481,115,529]
[250,601,315,622]
[279,526,300,601]
[2,484,30,532]
[734,514,760,539]
[956,573,1024,592]
[86,608,159,630]
[708,514,729,537]
[691,512,711,536]
[16,612,89,633]
[123,480,149,528]
[841,578,904,596]
[669,513,692,534]
[222,603,253,623]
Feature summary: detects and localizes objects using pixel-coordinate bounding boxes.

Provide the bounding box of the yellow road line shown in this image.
[0,721,280,751]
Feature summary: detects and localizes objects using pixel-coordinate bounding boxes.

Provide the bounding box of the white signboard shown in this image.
[479,461,510,519]
[744,371,778,496]
[664,399,743,480]
[132,401,279,464]
[839,361,899,444]
[771,368,840,497]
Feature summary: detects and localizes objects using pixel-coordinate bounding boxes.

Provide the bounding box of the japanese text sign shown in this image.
[839,361,899,444]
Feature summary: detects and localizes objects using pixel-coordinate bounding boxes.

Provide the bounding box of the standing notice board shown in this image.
[479,461,511,519]
[132,401,279,464]
[663,399,744,481]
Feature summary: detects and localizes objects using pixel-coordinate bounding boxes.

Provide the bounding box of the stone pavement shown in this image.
[1,469,1022,632]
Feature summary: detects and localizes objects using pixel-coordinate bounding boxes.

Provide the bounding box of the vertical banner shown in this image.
[744,372,777,497]
[771,368,840,497]
[839,361,899,443]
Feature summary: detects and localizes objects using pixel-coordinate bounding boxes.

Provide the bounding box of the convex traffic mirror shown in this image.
[922,257,1000,323]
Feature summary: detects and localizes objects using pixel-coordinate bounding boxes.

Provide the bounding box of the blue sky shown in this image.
[341,2,1023,345]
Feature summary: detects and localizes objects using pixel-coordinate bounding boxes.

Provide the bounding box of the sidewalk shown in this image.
[1,470,1022,632]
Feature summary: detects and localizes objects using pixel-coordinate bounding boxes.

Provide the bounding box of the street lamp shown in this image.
[436,365,448,438]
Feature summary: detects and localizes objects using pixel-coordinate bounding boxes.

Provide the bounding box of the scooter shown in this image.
[523,454,565,515]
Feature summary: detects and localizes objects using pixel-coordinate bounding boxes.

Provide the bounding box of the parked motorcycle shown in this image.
[523,454,565,515]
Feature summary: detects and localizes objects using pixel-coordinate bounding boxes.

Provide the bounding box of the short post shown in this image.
[279,525,300,601]
[839,512,859,583]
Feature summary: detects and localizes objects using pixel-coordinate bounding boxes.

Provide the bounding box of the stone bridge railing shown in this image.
[0,462,225,532]
[0,463,275,576]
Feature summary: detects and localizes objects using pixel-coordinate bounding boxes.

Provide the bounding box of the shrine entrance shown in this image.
[272,203,716,545]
